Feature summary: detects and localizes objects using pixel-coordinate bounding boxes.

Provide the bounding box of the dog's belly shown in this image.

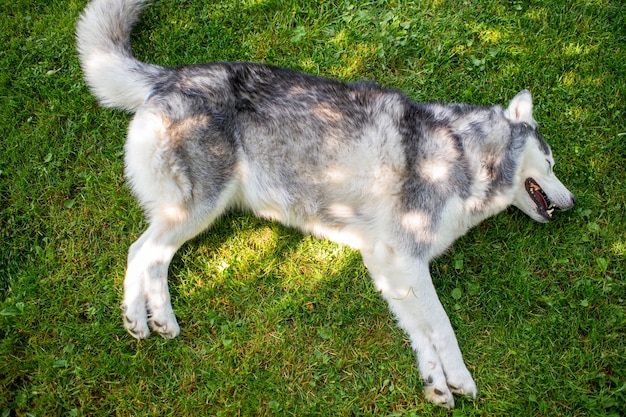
[236,179,384,251]
[239,188,372,250]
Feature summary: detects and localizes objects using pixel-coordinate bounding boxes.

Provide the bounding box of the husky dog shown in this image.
[77,0,576,408]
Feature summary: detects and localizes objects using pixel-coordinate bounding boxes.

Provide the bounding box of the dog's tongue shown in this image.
[532,187,548,209]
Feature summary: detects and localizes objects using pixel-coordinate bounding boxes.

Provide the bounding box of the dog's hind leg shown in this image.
[122,212,190,340]
[122,190,236,339]
[361,243,477,408]
[123,219,184,338]
[121,109,240,339]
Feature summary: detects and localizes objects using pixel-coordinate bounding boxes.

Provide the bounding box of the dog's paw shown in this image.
[421,360,477,408]
[447,372,477,399]
[148,311,180,339]
[122,303,150,339]
[441,357,477,399]
[423,380,455,409]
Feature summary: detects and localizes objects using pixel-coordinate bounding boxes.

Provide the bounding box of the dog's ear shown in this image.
[505,90,533,123]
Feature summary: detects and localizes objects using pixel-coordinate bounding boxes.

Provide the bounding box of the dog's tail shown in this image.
[76,0,165,112]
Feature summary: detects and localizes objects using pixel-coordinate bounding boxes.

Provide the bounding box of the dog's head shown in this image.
[505,90,576,222]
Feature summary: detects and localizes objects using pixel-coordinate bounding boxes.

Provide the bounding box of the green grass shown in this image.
[1,0,625,415]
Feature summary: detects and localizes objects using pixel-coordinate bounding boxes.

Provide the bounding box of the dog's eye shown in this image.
[546,159,554,173]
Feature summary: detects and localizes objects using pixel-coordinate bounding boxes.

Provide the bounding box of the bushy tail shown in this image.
[76,0,165,112]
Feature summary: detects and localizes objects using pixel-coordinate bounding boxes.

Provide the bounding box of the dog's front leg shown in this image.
[361,244,477,408]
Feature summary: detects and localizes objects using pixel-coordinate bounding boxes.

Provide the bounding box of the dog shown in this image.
[76,0,576,408]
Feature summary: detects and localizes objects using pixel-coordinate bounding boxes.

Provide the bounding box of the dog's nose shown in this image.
[559,193,576,210]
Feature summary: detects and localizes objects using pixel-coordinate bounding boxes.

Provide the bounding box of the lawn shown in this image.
[1,0,625,415]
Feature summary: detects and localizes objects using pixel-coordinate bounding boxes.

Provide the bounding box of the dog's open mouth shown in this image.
[525,178,557,221]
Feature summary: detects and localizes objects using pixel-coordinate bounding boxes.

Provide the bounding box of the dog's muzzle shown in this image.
[525,178,558,221]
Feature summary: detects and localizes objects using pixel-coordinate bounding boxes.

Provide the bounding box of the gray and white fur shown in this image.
[76,0,576,408]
